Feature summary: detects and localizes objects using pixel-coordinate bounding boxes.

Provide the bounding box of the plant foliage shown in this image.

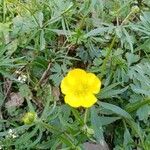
[0,0,150,149]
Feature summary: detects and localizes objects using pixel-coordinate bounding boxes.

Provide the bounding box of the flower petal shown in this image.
[61,68,88,95]
[86,73,101,94]
[67,68,87,84]
[64,94,81,107]
[81,94,97,108]
[61,77,70,94]
[68,68,87,78]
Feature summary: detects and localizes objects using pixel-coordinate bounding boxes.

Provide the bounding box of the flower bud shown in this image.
[131,5,140,13]
[82,125,94,136]
[86,127,94,135]
[22,112,37,125]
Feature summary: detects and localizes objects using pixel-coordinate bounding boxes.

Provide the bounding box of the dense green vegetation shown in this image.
[0,0,150,149]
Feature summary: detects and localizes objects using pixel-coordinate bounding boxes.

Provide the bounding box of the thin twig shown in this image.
[37,62,51,86]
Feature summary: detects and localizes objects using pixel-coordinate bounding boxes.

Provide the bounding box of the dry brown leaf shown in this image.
[84,142,109,150]
[5,92,24,108]
[52,86,60,101]
[3,78,12,96]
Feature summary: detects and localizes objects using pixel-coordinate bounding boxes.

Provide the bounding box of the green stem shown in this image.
[125,98,150,113]
[101,36,116,77]
[125,119,145,148]
[101,7,139,78]
[26,99,35,112]
[2,0,6,23]
[39,121,76,148]
[43,3,74,28]
[84,109,88,125]
[121,11,133,25]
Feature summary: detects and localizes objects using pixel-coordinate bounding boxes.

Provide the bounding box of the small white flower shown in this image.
[12,134,18,138]
[18,75,27,83]
[15,70,20,74]
[6,129,18,139]
[8,129,13,134]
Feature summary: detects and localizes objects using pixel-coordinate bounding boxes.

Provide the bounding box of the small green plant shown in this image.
[0,0,150,149]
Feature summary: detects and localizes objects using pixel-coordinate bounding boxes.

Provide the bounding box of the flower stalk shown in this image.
[84,108,88,125]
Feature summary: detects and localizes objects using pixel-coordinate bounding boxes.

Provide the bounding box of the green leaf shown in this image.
[99,102,132,119]
[6,39,18,56]
[126,120,144,144]
[122,28,134,52]
[126,97,150,113]
[0,84,4,107]
[98,116,120,126]
[36,11,44,27]
[19,84,34,111]
[40,30,45,51]
[41,85,53,120]
[91,107,104,141]
[99,83,128,99]
[125,53,140,66]
[123,127,133,149]
[129,63,150,97]
[136,105,150,121]
[19,84,32,100]
[15,126,38,145]
[84,26,114,38]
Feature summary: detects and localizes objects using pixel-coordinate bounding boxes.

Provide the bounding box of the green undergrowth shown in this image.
[0,0,150,149]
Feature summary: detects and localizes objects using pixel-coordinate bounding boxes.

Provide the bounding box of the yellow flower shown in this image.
[61,68,101,108]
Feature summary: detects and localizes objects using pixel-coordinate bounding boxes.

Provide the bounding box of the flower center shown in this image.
[74,83,89,96]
